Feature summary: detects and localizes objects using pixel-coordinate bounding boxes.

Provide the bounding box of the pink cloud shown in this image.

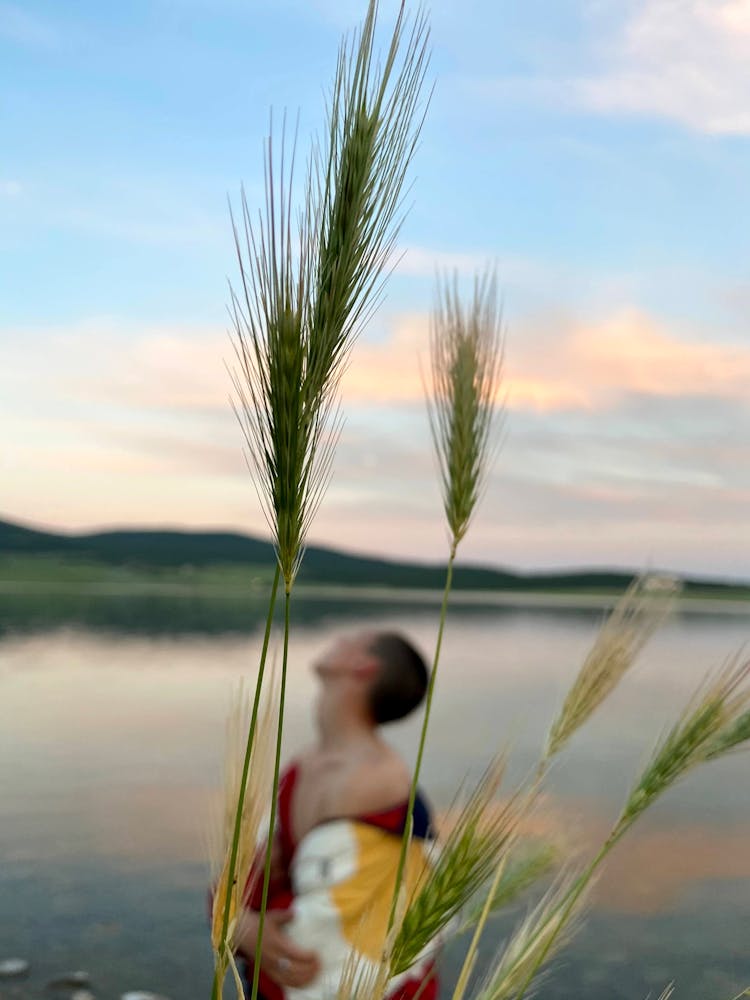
[6,306,749,423]
[11,312,531,413]
[3,308,748,576]
[508,308,750,411]
[339,306,750,413]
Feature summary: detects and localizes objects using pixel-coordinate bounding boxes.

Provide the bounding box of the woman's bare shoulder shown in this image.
[337,745,411,817]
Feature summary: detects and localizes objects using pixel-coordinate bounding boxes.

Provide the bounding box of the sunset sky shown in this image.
[2,0,749,577]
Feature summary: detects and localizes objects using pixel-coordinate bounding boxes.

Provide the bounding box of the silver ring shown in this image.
[278,957,292,972]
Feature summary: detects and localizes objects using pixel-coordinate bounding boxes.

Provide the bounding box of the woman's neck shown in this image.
[318,711,377,752]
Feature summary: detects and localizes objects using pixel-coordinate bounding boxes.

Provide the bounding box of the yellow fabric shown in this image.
[330,822,430,961]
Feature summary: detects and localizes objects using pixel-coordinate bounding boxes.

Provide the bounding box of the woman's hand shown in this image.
[236,910,320,989]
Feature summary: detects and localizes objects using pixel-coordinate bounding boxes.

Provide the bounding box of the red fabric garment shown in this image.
[388,964,439,1000]
[240,762,439,1000]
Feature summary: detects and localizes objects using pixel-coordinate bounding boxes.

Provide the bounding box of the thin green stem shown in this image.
[212,564,281,1000]
[250,585,292,1000]
[388,543,457,932]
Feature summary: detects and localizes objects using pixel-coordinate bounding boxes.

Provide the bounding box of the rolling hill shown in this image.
[1,516,747,598]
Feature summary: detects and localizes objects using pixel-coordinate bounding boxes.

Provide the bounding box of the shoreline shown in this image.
[0,579,748,616]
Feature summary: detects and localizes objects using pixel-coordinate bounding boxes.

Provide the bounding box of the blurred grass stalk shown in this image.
[494,654,750,1000]
[390,758,523,977]
[388,271,504,927]
[387,553,749,1000]
[542,575,680,767]
[211,2,430,998]
[434,574,680,999]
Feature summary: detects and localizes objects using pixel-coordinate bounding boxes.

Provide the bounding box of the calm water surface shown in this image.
[1,593,748,1000]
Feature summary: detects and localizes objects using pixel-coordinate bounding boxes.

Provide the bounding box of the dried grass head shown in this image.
[545,574,680,761]
[475,871,589,1000]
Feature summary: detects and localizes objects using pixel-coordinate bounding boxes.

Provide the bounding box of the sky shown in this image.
[1,0,749,578]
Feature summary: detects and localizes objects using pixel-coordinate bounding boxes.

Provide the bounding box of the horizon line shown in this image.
[2,511,749,588]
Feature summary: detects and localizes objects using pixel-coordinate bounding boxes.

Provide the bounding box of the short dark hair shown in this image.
[367,632,429,725]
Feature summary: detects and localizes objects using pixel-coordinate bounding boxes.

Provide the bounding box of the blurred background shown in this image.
[1,2,749,998]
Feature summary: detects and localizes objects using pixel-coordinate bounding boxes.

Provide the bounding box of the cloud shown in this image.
[0,3,61,49]
[271,0,406,29]
[0,319,231,414]
[339,306,750,415]
[573,0,750,134]
[467,1,750,135]
[0,180,22,198]
[20,305,749,423]
[396,246,531,280]
[721,280,750,321]
[394,248,564,302]
[396,247,489,278]
[509,307,750,410]
[5,307,749,461]
[2,307,748,575]
[52,205,226,248]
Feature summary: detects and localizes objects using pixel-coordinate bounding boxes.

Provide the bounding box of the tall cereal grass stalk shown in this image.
[211,568,280,997]
[215,3,430,998]
[502,654,750,1000]
[388,271,504,929]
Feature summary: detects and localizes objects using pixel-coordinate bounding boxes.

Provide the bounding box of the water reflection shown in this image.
[2,586,746,639]
[0,587,625,638]
[1,596,748,999]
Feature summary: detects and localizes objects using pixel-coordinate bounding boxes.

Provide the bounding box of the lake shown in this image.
[1,591,749,1000]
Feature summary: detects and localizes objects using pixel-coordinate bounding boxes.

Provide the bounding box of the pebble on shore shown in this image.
[47,971,92,989]
[0,959,30,979]
[121,993,171,1000]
